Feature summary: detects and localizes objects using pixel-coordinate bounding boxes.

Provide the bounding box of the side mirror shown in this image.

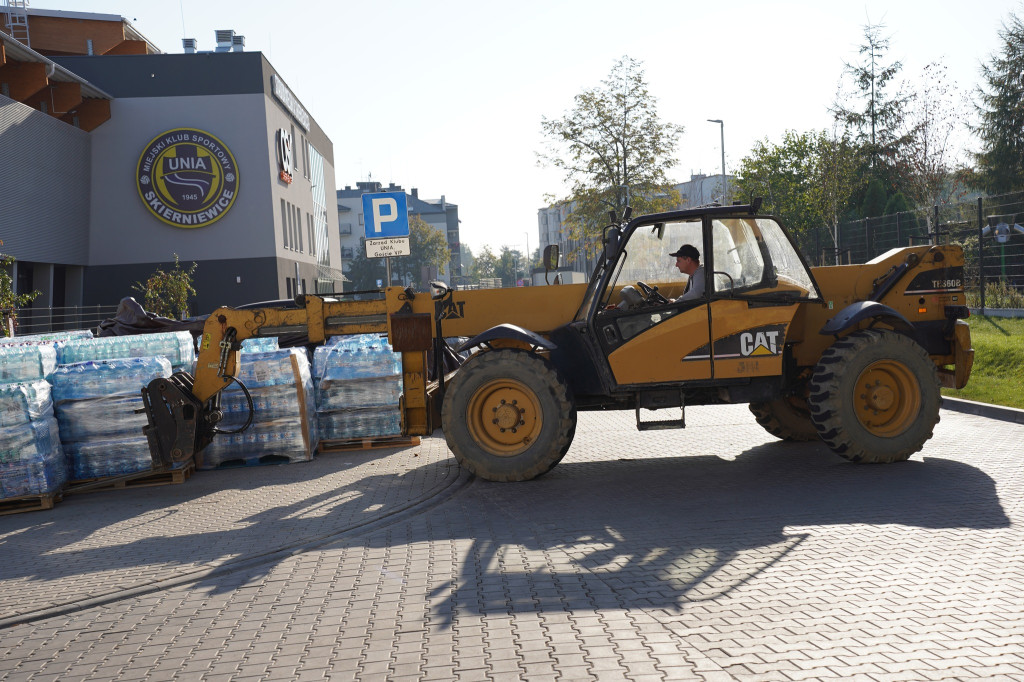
[603,225,620,261]
[543,244,559,284]
[543,244,559,270]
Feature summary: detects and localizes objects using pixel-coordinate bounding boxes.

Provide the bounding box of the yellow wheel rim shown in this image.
[465,378,543,456]
[853,360,921,437]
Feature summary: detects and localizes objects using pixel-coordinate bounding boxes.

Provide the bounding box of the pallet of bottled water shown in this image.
[58,331,195,370]
[0,380,66,501]
[198,347,318,469]
[51,357,173,480]
[0,329,93,346]
[313,335,403,442]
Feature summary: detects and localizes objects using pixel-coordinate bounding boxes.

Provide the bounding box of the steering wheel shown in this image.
[635,281,669,306]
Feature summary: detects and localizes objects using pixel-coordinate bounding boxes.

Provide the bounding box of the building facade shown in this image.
[1,9,342,319]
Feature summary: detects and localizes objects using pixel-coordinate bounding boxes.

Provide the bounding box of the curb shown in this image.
[941,396,1024,426]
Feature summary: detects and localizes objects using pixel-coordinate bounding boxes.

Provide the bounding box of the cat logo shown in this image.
[136,128,239,228]
[439,298,466,320]
[740,330,780,356]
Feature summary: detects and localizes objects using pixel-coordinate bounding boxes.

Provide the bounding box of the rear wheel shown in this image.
[808,330,940,463]
[441,349,576,481]
[749,395,818,442]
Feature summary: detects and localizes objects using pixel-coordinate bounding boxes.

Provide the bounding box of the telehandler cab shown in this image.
[142,201,974,481]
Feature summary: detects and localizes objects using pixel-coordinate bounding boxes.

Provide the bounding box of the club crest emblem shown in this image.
[136,128,239,228]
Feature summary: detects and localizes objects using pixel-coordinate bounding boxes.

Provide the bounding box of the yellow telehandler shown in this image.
[141,202,974,481]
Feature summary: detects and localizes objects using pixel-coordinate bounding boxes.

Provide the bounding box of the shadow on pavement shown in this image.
[0,448,455,619]
[412,443,1010,625]
[0,438,1010,624]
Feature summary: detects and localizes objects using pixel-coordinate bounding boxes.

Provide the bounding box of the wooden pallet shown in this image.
[319,435,421,453]
[66,462,195,494]
[0,491,61,516]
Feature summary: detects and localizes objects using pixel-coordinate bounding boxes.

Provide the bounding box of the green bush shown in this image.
[0,252,41,337]
[967,280,1024,309]
[132,255,198,319]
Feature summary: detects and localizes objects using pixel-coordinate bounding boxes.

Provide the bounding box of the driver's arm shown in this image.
[675,268,705,302]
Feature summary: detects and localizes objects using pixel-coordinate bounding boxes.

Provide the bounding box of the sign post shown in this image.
[362,191,410,288]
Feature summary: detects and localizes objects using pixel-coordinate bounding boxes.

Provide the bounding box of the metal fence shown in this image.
[2,304,119,337]
[811,192,1024,311]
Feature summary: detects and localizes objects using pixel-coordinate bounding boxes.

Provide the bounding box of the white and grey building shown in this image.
[1,10,342,320]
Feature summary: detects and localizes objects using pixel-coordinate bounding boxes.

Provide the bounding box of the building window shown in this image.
[358,213,363,225]
[296,205,303,252]
[340,223,352,235]
[307,144,331,272]
[281,199,289,249]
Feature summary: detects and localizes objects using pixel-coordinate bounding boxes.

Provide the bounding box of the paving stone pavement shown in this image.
[2,405,1024,681]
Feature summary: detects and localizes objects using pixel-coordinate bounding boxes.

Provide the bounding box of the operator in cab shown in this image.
[669,244,705,302]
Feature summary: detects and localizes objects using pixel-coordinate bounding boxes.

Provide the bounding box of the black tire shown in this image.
[808,329,940,463]
[441,349,576,481]
[749,396,818,442]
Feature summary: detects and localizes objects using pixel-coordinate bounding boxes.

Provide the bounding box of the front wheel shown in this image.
[807,330,940,463]
[441,349,576,481]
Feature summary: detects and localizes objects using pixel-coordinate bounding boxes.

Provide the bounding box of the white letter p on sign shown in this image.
[371,198,398,233]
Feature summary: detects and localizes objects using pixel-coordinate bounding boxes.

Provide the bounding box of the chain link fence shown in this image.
[809,192,1024,312]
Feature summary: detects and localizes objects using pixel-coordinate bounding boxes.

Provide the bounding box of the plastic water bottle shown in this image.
[0,345,58,384]
[0,417,66,498]
[51,357,172,402]
[0,380,54,428]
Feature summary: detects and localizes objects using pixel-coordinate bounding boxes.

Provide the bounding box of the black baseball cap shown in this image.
[669,244,700,260]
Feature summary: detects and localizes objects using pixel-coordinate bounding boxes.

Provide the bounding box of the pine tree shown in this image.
[973,11,1024,193]
[831,21,912,191]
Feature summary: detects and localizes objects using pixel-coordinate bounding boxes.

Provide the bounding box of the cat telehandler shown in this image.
[141,201,974,481]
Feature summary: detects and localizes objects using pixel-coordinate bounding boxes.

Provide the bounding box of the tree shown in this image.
[735,129,862,262]
[132,254,197,319]
[343,215,450,291]
[539,56,683,255]
[390,215,451,289]
[734,130,823,253]
[0,250,40,337]
[883,192,910,215]
[469,245,497,282]
[494,247,524,288]
[813,129,862,262]
[831,21,912,188]
[897,62,970,210]
[862,178,887,217]
[972,10,1024,193]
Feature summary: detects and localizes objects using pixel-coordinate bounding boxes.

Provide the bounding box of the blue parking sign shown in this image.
[362,191,409,239]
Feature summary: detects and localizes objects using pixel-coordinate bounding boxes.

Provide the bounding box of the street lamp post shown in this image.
[524,232,530,285]
[707,119,726,204]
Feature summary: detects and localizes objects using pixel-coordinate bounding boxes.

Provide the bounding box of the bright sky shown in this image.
[41,0,1018,257]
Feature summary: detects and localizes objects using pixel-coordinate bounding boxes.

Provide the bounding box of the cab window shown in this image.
[601,219,702,307]
[709,218,819,299]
